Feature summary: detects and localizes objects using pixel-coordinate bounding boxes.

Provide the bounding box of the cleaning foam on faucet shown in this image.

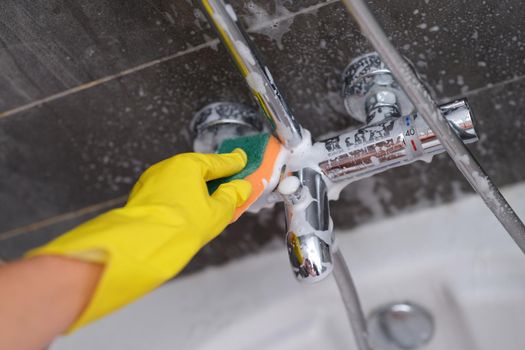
[208,133,284,221]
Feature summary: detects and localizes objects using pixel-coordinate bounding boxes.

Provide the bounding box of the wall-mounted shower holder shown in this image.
[192,1,525,349]
[192,50,478,283]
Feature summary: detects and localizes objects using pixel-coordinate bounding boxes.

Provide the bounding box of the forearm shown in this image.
[0,256,102,350]
[0,150,250,340]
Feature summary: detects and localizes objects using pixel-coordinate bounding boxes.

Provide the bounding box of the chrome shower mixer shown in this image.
[191,2,525,349]
[191,3,478,283]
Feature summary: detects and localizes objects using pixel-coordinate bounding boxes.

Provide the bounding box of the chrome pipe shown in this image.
[199,0,303,149]
[340,0,525,253]
[318,99,477,182]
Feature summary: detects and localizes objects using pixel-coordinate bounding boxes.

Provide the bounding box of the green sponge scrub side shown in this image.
[207,133,270,194]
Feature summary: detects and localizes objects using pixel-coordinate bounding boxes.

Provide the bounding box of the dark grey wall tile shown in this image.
[235,0,525,139]
[0,0,332,111]
[369,0,525,99]
[465,80,525,183]
[0,0,214,110]
[246,3,370,135]
[2,0,524,114]
[0,45,254,232]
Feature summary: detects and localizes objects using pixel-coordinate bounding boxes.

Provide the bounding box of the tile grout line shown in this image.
[439,73,525,104]
[0,1,337,121]
[0,40,219,120]
[0,196,127,242]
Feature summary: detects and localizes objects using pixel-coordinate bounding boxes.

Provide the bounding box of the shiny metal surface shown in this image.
[343,52,414,124]
[196,4,486,350]
[283,168,334,283]
[333,249,372,350]
[319,99,477,182]
[368,302,434,350]
[340,0,525,254]
[198,0,303,149]
[191,102,264,153]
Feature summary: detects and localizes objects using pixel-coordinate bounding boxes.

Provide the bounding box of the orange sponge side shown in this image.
[232,135,282,221]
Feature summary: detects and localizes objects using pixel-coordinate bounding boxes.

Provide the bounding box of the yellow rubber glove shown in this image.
[26,150,252,332]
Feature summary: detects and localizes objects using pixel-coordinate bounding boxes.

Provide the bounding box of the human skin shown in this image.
[0,256,102,350]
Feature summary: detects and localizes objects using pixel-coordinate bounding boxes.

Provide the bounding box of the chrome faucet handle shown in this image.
[190,102,266,153]
[342,52,415,124]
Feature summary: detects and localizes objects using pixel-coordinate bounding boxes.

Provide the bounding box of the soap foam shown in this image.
[225,4,237,21]
[246,72,266,94]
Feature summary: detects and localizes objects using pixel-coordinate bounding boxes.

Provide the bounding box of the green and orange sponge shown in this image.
[208,133,285,221]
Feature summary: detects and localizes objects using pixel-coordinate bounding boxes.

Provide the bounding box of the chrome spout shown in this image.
[199,0,333,284]
[280,169,334,283]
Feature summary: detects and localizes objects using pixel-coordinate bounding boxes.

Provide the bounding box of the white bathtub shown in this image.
[52,183,525,350]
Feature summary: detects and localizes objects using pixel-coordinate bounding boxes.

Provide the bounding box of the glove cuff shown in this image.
[25,206,201,332]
